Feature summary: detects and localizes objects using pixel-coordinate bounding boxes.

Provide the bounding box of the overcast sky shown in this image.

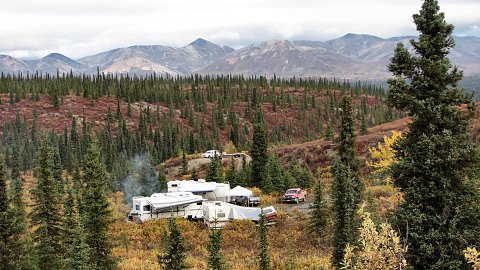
[1,0,479,59]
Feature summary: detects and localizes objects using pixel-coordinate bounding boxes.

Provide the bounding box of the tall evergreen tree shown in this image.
[64,177,93,270]
[257,213,272,270]
[191,166,198,181]
[8,147,36,270]
[67,222,93,270]
[206,155,224,183]
[388,0,480,268]
[0,152,12,270]
[158,218,188,270]
[331,96,363,268]
[81,140,117,270]
[206,224,227,270]
[158,166,168,192]
[31,139,64,270]
[180,149,188,176]
[309,179,328,236]
[225,157,237,187]
[251,123,268,188]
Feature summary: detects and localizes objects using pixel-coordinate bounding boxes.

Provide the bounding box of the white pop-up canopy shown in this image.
[226,186,253,197]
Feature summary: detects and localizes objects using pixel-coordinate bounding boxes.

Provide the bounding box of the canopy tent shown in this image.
[225,186,253,197]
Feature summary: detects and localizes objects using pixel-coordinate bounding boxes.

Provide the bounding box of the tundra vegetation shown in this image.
[0,0,479,269]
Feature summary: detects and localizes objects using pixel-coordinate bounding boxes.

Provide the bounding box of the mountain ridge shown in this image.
[1,34,480,79]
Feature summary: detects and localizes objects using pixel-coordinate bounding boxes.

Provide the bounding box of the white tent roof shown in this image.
[145,193,204,210]
[226,186,253,197]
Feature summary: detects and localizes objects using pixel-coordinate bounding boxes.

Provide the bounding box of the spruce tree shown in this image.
[206,155,224,183]
[158,166,168,192]
[31,139,64,270]
[309,179,328,236]
[191,166,198,181]
[67,222,93,270]
[359,113,368,135]
[8,147,36,270]
[0,152,12,270]
[207,225,227,270]
[81,140,117,269]
[388,0,480,268]
[225,157,237,187]
[180,149,188,176]
[331,96,362,268]
[251,123,268,188]
[257,213,272,270]
[324,123,334,140]
[63,177,92,270]
[158,218,188,270]
[267,155,285,193]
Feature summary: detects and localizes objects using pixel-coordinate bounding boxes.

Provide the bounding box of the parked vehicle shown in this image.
[202,150,221,158]
[282,188,307,204]
[226,185,260,207]
[128,192,204,222]
[168,179,231,202]
[203,201,277,229]
[202,150,246,159]
[231,195,261,207]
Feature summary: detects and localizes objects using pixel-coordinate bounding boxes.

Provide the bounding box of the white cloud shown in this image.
[0,0,478,58]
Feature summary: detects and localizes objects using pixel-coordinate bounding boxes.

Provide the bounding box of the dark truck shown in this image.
[232,195,261,207]
[281,188,307,204]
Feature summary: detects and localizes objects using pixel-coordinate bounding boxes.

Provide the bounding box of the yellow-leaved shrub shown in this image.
[341,207,408,270]
[465,247,480,270]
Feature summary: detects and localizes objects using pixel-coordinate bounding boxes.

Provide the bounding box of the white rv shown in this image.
[128,192,204,222]
[168,179,230,202]
[203,201,278,229]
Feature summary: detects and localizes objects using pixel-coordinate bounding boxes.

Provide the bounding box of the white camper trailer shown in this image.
[203,201,278,229]
[128,192,204,222]
[168,179,230,202]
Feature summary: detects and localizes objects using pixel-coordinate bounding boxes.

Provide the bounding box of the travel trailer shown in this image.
[203,201,277,229]
[128,192,204,222]
[168,179,230,202]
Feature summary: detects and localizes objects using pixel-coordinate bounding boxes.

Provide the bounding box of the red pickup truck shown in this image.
[282,188,307,204]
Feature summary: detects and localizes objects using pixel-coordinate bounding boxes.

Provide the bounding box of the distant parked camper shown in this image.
[168,179,231,202]
[202,150,221,158]
[203,201,277,229]
[128,192,204,222]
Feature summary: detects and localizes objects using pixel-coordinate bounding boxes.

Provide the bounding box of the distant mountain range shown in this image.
[1,34,480,80]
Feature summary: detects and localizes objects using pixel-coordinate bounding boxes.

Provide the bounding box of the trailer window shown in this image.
[143,205,151,212]
[135,205,140,211]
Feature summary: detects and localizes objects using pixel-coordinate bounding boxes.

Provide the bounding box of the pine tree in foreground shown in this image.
[257,213,272,270]
[81,140,117,270]
[0,152,12,270]
[309,179,328,236]
[158,218,188,270]
[331,96,363,268]
[67,222,93,270]
[388,0,480,268]
[207,223,227,270]
[31,139,64,270]
[8,147,36,270]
